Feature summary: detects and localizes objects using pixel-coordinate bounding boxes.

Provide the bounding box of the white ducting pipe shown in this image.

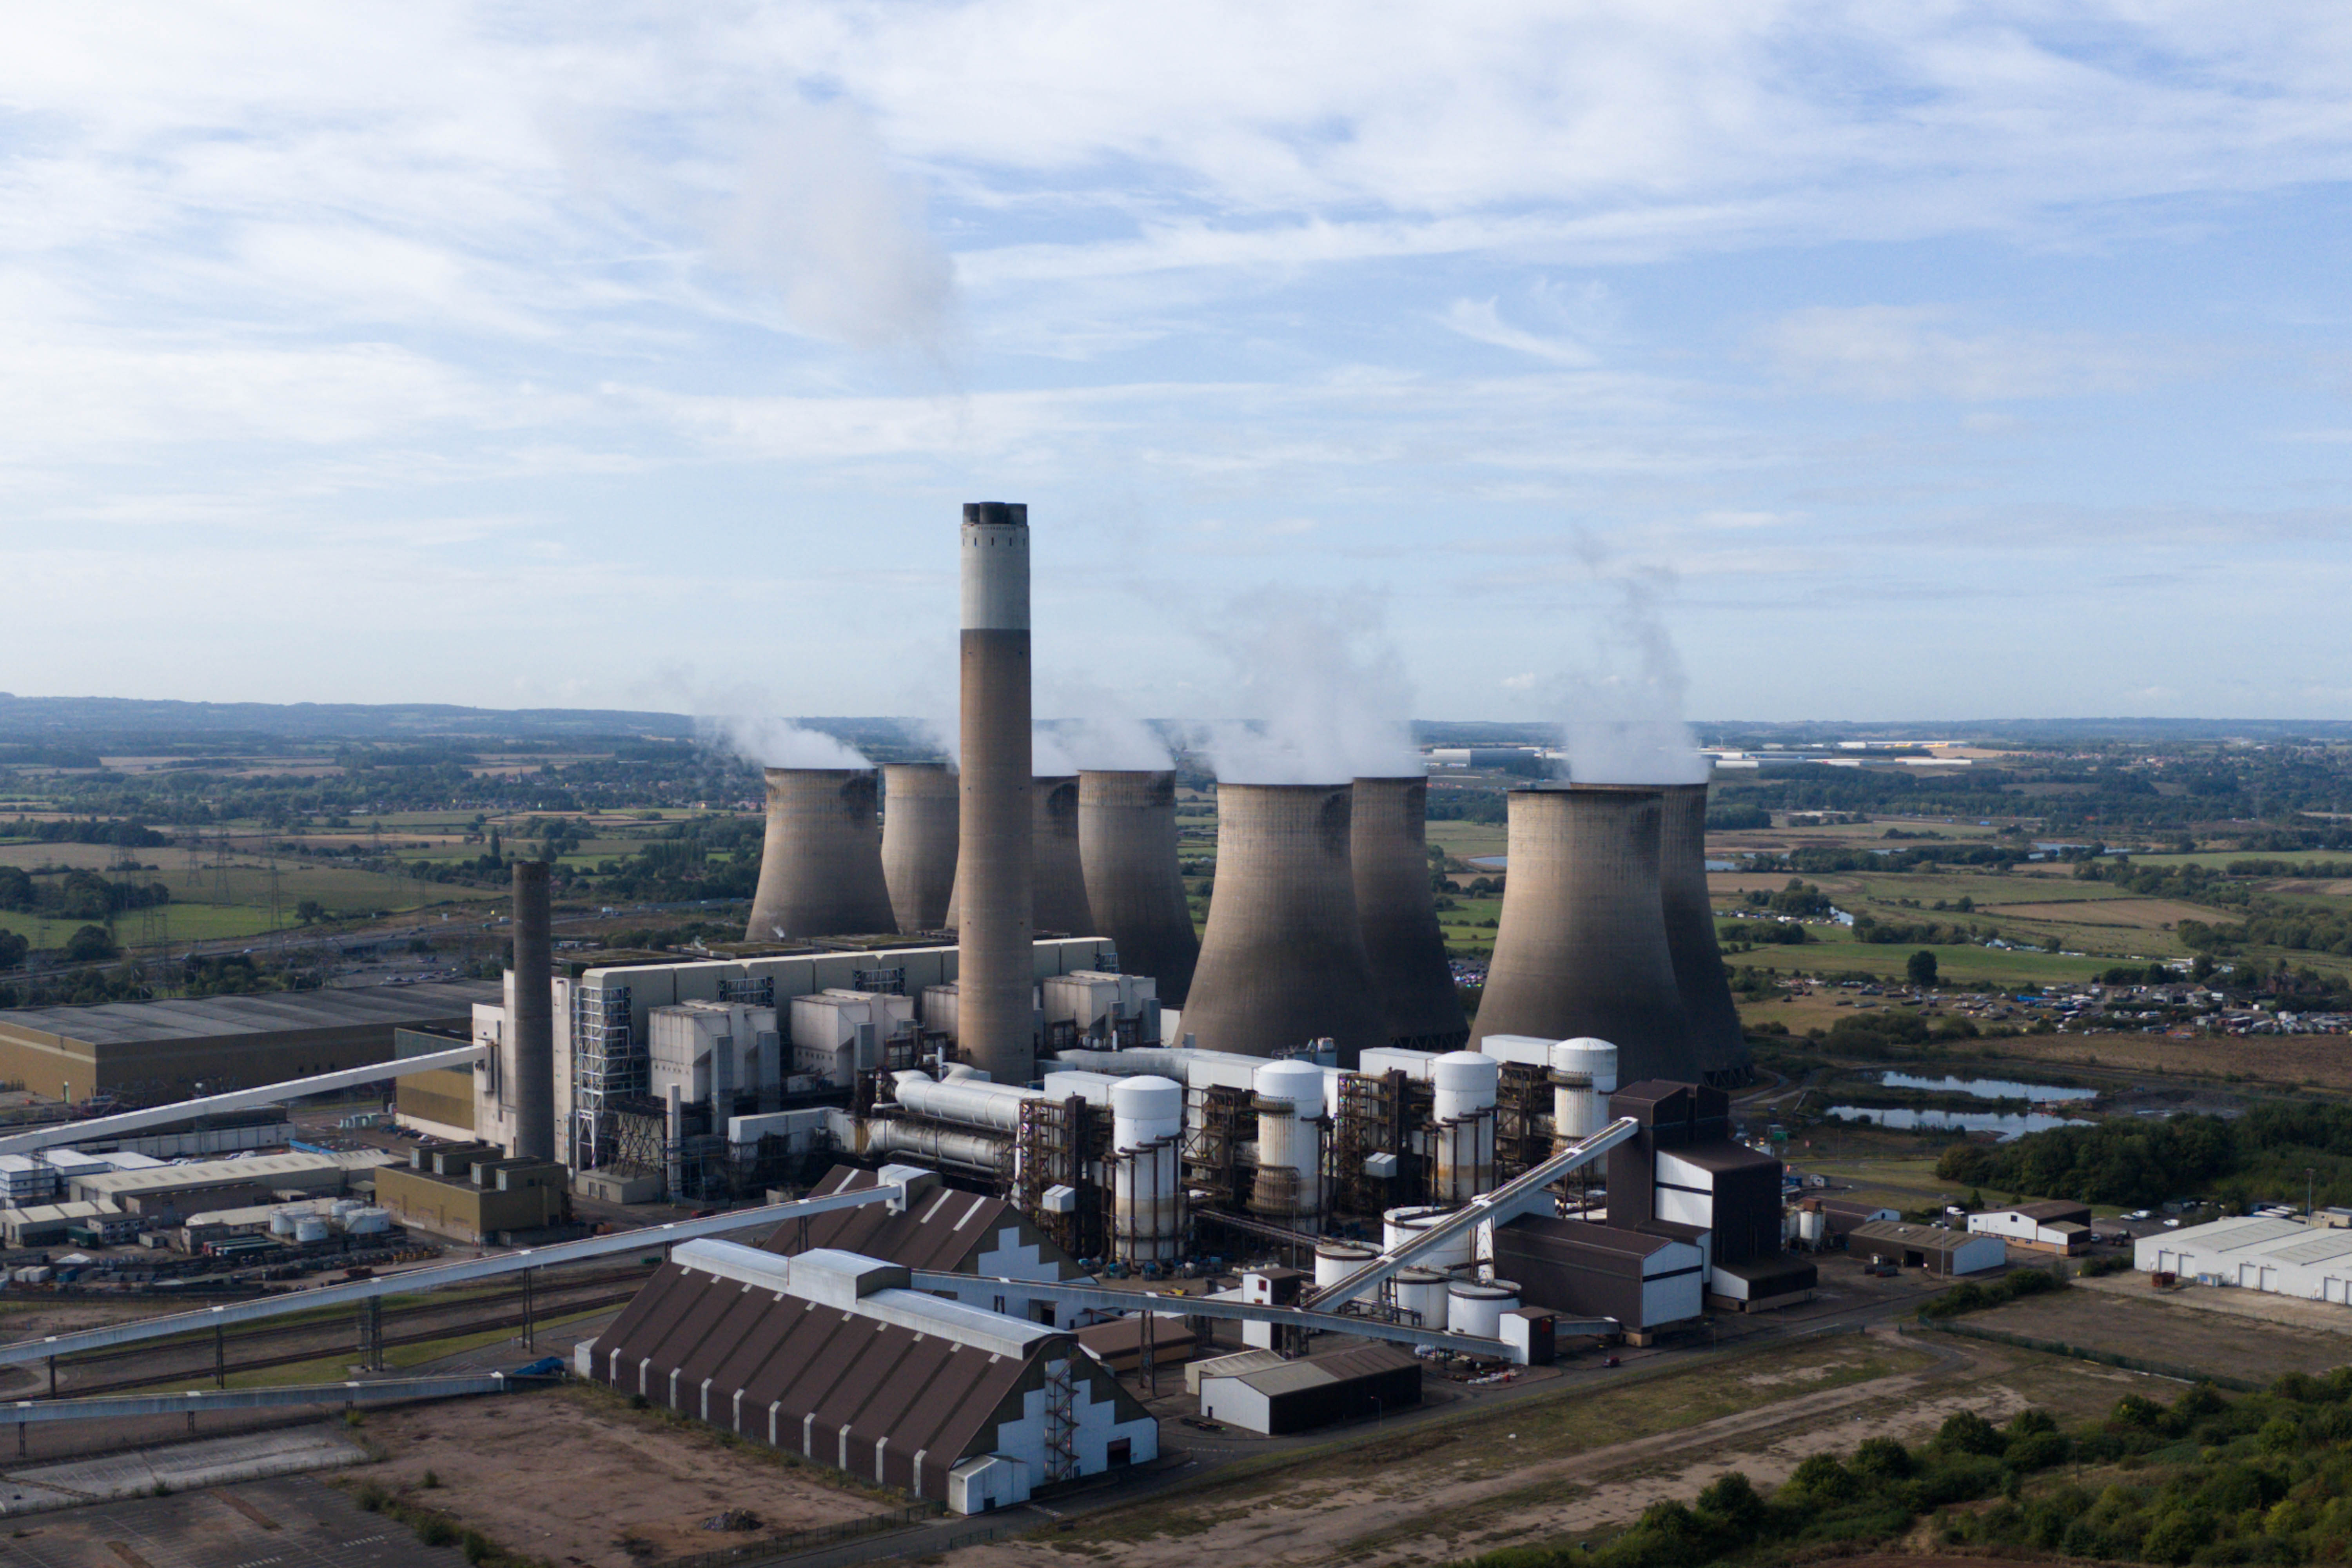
[1111,1074,1183,1263]
[1431,1051,1499,1201]
[1548,1037,1620,1147]
[887,1069,1046,1134]
[1249,1058,1326,1224]
[857,1116,1009,1173]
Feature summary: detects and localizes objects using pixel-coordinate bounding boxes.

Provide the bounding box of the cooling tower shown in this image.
[1470,784,1702,1083]
[510,860,555,1162]
[1660,782,1751,1084]
[1351,776,1469,1051]
[1181,782,1387,1067]
[744,768,895,942]
[1032,775,1094,935]
[958,502,1034,1083]
[1076,770,1198,1006]
[880,762,958,934]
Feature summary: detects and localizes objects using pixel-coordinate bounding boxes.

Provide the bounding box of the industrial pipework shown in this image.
[881,762,959,934]
[744,768,896,941]
[1351,777,1468,1051]
[1183,782,1388,1066]
[1076,770,1198,1005]
[510,860,555,1162]
[958,502,1035,1083]
[1248,1058,1328,1225]
[1659,782,1751,1085]
[1470,784,1702,1084]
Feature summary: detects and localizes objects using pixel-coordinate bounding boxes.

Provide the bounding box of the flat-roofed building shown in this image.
[373,1142,568,1244]
[0,983,497,1102]
[2139,1216,2352,1301]
[1967,1201,2094,1255]
[64,1149,394,1221]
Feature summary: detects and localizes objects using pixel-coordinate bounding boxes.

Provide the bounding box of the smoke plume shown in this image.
[1552,560,1708,786]
[1191,591,1421,784]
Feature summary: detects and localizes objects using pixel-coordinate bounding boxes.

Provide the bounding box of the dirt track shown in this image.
[947,1328,2039,1568]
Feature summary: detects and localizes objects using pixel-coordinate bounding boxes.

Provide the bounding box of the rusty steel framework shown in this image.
[1494,1062,1552,1183]
[1013,1096,1107,1261]
[1184,1083,1252,1213]
[1330,1068,1421,1215]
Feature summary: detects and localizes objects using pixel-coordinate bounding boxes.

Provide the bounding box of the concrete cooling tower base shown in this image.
[1077,770,1198,1007]
[745,768,896,942]
[1352,776,1468,1052]
[1183,782,1386,1067]
[1660,782,1751,1086]
[1469,784,1702,1084]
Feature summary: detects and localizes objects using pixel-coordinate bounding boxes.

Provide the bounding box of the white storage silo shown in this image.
[1549,1038,1621,1148]
[1382,1205,1473,1274]
[269,1207,300,1237]
[1431,1051,1499,1201]
[294,1216,330,1244]
[1447,1278,1519,1338]
[1392,1266,1450,1327]
[1111,1074,1184,1263]
[346,1207,393,1236]
[1248,1059,1327,1225]
[1314,1241,1376,1292]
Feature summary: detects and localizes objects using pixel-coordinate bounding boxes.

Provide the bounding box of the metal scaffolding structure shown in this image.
[570,980,637,1171]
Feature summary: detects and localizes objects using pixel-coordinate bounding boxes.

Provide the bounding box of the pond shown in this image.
[1878,1072,2097,1103]
[1826,1106,2093,1141]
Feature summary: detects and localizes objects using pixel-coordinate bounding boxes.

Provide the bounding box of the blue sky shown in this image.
[3,3,2350,732]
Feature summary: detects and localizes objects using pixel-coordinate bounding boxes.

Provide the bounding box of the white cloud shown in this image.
[1440,298,1598,366]
[1759,306,2165,401]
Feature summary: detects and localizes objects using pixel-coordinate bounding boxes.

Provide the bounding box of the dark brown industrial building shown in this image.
[588,1240,1157,1512]
[0,982,497,1102]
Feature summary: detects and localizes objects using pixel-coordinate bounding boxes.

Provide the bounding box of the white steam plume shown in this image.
[1032,724,1077,776]
[1038,676,1176,771]
[652,670,870,770]
[1551,556,1708,786]
[711,95,958,360]
[1190,591,1421,784]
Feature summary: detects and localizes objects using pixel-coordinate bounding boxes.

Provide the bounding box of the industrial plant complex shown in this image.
[0,503,1922,1534]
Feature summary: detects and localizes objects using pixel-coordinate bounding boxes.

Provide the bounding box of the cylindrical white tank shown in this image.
[1447,1278,1519,1338]
[294,1216,330,1244]
[1249,1059,1327,1223]
[1382,1205,1473,1273]
[345,1207,392,1236]
[1111,1074,1184,1263]
[1314,1241,1376,1292]
[269,1207,299,1236]
[1549,1037,1621,1147]
[1796,1205,1826,1247]
[1393,1266,1450,1327]
[1431,1051,1499,1200]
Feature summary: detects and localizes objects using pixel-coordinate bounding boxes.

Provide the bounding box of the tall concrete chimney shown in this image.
[510,860,555,1162]
[1076,769,1198,1005]
[880,762,958,934]
[1032,775,1094,935]
[1182,782,1387,1067]
[1352,775,1468,1052]
[1470,784,1702,1083]
[958,502,1034,1083]
[744,768,895,941]
[1659,782,1750,1084]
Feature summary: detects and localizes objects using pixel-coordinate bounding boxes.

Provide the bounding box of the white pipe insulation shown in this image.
[886,1069,1047,1134]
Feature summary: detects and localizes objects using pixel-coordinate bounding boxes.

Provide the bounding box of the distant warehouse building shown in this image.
[1849,1220,2006,1277]
[2139,1216,2352,1301]
[1967,1201,2093,1256]
[0,983,498,1102]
